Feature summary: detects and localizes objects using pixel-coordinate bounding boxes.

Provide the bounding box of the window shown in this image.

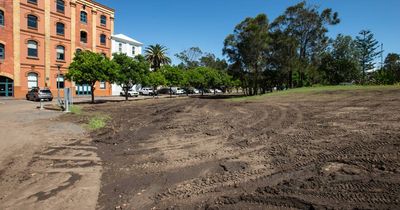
[27,15,38,29]
[101,53,106,58]
[118,43,122,52]
[76,48,82,54]
[57,75,64,88]
[56,0,65,13]
[28,0,37,4]
[27,40,38,57]
[80,31,87,43]
[100,34,106,45]
[100,15,106,26]
[0,44,4,59]
[0,10,4,26]
[27,72,38,89]
[56,22,64,35]
[132,46,135,55]
[56,45,65,60]
[100,81,106,89]
[80,11,87,23]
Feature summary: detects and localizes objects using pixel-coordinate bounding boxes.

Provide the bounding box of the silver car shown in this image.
[26,88,53,101]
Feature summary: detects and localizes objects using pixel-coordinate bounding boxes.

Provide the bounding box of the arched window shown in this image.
[80,31,87,43]
[27,72,38,89]
[100,15,106,26]
[0,43,4,59]
[100,34,106,45]
[56,22,64,35]
[76,48,82,54]
[27,15,38,29]
[27,40,38,57]
[80,11,87,23]
[56,0,65,13]
[57,74,64,88]
[0,10,4,26]
[56,45,65,60]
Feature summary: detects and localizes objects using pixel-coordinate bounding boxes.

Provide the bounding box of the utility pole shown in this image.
[380,43,384,69]
[56,64,63,106]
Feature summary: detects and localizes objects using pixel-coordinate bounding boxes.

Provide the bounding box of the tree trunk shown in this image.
[125,89,129,101]
[91,84,95,104]
[170,86,172,98]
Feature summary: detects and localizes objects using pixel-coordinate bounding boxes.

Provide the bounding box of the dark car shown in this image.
[26,88,53,101]
[157,88,172,95]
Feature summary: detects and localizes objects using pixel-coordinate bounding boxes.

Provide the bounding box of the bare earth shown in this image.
[0,100,102,210]
[81,88,400,209]
[1,88,399,210]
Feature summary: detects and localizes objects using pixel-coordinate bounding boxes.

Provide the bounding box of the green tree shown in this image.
[144,44,171,71]
[146,71,167,97]
[271,1,340,86]
[66,51,117,103]
[355,30,382,84]
[112,53,149,101]
[318,34,360,84]
[175,47,203,69]
[384,53,400,83]
[199,53,228,71]
[161,66,184,97]
[223,14,270,95]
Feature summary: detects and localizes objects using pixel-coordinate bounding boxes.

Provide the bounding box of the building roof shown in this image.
[111,34,143,46]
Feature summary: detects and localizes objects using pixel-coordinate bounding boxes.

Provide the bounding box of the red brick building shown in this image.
[0,0,114,98]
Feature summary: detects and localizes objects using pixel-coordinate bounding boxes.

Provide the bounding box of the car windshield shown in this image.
[40,90,51,93]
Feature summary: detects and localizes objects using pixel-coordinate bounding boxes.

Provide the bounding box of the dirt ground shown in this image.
[80,88,400,209]
[0,100,102,210]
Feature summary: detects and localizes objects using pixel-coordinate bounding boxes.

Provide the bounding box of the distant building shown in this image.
[0,0,115,98]
[111,34,143,96]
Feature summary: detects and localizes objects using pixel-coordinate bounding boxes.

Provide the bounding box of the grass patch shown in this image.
[229,85,400,102]
[70,105,83,115]
[87,114,110,130]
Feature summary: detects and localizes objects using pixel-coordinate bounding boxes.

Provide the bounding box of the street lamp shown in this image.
[56,64,63,106]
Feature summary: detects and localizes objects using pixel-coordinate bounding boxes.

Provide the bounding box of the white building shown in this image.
[111,34,144,95]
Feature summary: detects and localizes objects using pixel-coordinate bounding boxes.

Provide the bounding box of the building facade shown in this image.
[110,34,143,96]
[0,0,114,98]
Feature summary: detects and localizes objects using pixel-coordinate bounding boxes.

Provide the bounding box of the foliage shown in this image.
[175,47,203,69]
[317,34,360,84]
[223,14,270,95]
[355,30,382,83]
[144,44,171,71]
[66,51,117,103]
[87,115,110,130]
[70,105,83,115]
[161,65,185,88]
[146,71,167,95]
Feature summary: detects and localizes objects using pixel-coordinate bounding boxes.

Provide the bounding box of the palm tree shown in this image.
[144,44,171,71]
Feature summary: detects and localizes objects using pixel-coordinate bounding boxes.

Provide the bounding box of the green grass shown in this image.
[229,85,400,102]
[87,115,110,130]
[70,105,83,115]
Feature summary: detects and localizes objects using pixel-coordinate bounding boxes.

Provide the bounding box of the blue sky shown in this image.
[97,0,400,64]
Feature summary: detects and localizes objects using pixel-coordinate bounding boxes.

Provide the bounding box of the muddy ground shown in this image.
[88,89,398,209]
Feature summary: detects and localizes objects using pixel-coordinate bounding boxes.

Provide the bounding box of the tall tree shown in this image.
[144,44,171,71]
[112,53,149,101]
[146,71,167,98]
[355,30,381,84]
[175,47,203,69]
[66,51,117,103]
[199,53,228,71]
[271,1,340,86]
[223,14,270,95]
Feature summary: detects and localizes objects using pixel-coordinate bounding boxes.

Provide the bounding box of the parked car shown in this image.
[139,87,156,96]
[183,87,200,94]
[157,88,172,95]
[120,89,139,97]
[26,87,53,101]
[171,87,184,95]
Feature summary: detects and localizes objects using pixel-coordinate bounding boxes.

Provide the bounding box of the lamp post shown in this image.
[56,64,63,106]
